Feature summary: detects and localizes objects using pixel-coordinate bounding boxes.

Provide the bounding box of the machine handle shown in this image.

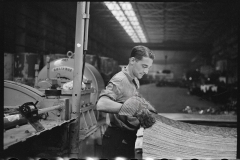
[67,51,74,58]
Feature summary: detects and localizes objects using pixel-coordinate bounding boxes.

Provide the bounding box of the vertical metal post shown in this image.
[81,2,90,81]
[83,2,90,51]
[72,3,85,116]
[69,2,86,158]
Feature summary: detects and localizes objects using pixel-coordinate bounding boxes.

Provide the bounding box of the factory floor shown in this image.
[139,83,221,113]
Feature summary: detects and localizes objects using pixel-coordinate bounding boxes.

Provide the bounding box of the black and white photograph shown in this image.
[3,1,238,160]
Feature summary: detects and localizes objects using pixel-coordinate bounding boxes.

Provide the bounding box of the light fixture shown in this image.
[104,2,147,43]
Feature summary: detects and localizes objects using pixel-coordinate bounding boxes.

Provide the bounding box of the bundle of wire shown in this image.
[119,96,237,159]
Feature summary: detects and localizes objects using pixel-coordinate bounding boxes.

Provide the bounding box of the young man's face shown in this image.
[132,57,153,79]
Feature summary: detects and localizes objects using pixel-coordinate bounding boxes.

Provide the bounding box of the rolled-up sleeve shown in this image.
[99,82,122,101]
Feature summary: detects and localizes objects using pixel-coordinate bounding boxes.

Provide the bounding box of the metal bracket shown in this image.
[83,13,90,19]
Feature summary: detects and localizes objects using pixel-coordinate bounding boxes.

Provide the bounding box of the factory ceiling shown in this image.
[30,1,237,52]
[4,1,237,66]
[90,1,238,51]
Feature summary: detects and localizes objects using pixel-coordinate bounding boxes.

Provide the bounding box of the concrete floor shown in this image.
[139,83,221,113]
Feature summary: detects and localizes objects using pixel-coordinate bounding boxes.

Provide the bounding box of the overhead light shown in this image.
[104,2,147,43]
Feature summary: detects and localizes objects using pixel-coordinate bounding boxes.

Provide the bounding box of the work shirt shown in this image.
[99,67,140,131]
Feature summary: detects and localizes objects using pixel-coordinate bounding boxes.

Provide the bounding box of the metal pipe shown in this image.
[4,104,63,129]
[4,104,63,119]
[4,114,26,129]
[38,105,63,114]
[81,2,90,82]
[83,2,90,51]
[71,2,86,118]
[69,2,88,158]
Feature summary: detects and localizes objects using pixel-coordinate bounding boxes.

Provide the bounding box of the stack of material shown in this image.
[142,114,237,159]
[118,96,237,159]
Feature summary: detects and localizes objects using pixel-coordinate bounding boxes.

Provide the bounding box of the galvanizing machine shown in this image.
[4,2,107,158]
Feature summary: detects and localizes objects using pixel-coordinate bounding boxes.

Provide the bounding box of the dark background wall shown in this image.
[4,2,128,64]
[3,2,238,81]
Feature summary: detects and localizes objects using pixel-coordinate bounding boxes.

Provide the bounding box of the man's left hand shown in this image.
[134,108,156,128]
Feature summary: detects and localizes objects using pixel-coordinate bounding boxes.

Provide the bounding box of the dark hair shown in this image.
[130,45,155,60]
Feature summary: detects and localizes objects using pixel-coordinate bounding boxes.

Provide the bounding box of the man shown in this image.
[96,45,156,158]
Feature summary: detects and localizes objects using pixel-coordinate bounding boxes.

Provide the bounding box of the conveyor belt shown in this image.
[142,114,237,159]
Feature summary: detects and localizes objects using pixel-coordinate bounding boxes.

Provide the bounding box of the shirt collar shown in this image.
[122,66,135,82]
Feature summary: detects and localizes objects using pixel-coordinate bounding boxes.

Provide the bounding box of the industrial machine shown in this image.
[4,79,72,148]
[4,50,106,153]
[36,53,104,106]
[4,58,106,158]
[4,2,107,159]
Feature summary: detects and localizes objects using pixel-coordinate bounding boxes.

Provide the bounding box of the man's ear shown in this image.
[129,57,135,64]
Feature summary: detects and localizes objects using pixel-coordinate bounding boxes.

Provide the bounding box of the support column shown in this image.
[68,2,89,158]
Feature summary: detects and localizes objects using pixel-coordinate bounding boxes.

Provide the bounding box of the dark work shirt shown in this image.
[99,67,140,131]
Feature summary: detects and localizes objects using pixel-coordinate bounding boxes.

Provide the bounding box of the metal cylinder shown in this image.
[37,58,104,104]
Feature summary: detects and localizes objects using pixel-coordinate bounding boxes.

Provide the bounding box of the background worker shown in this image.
[96,45,156,158]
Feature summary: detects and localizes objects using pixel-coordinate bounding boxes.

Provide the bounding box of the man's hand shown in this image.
[118,96,156,128]
[137,95,158,114]
[134,108,156,128]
